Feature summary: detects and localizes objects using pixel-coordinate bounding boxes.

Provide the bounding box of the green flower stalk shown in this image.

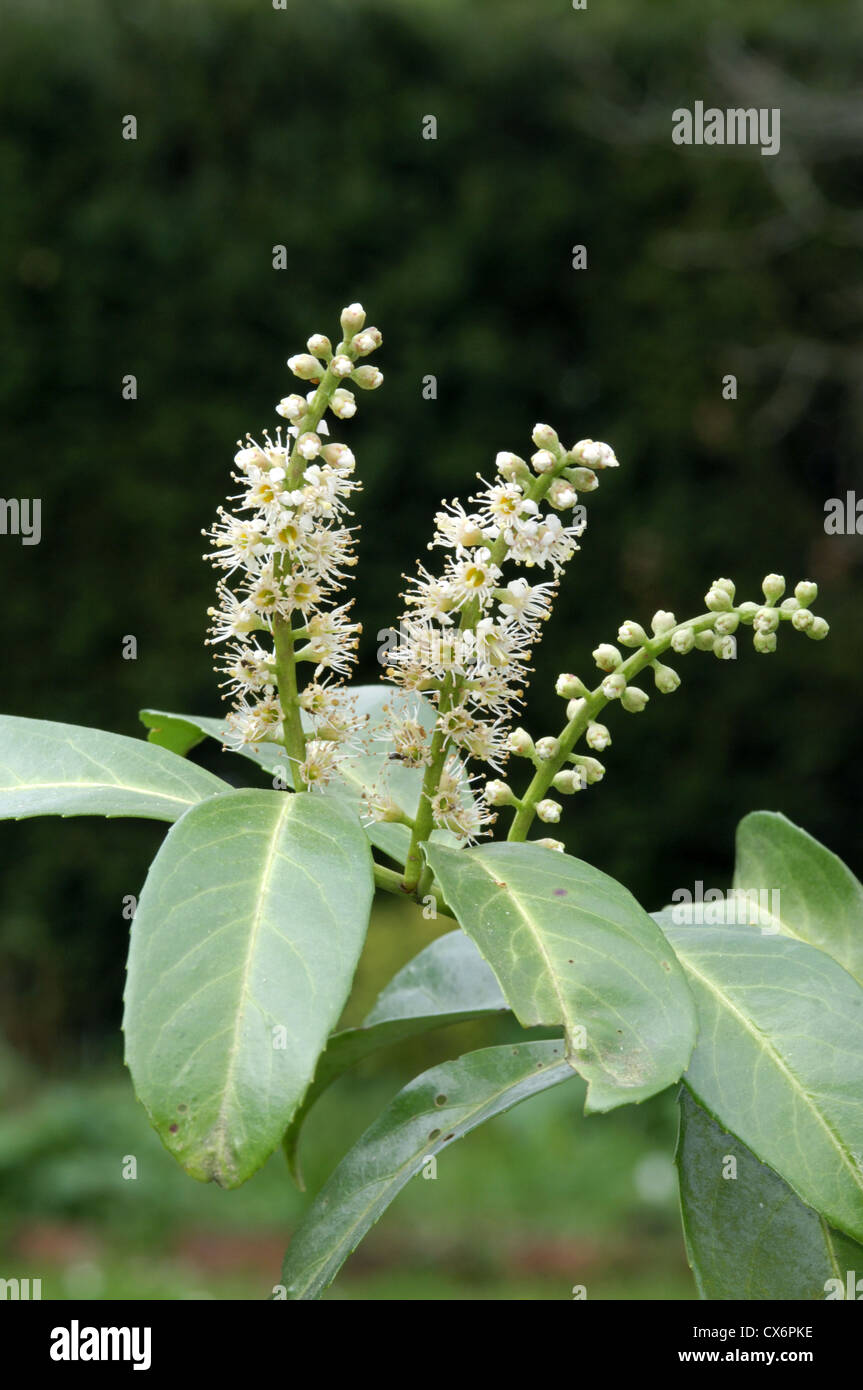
[502,576,829,845]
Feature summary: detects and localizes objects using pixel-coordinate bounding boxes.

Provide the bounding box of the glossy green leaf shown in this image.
[677,1088,863,1300]
[0,715,230,822]
[425,841,696,1112]
[279,1040,575,1299]
[124,788,373,1187]
[283,928,509,1185]
[658,920,863,1243]
[734,810,863,986]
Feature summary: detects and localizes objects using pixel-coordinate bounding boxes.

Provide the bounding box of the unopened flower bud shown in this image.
[651,610,677,635]
[593,643,622,672]
[653,662,681,693]
[297,431,321,460]
[321,443,355,468]
[618,620,648,648]
[556,673,588,699]
[548,478,578,509]
[737,602,759,625]
[761,573,785,602]
[276,394,306,421]
[536,799,562,824]
[307,334,332,358]
[791,607,814,632]
[705,586,733,612]
[566,466,598,492]
[352,365,383,390]
[753,629,777,654]
[586,721,611,751]
[532,423,559,451]
[754,606,779,634]
[780,597,799,614]
[484,780,516,807]
[331,354,354,378]
[353,327,382,356]
[535,736,561,761]
[508,728,534,756]
[712,577,736,600]
[693,630,716,651]
[601,672,627,699]
[713,612,739,635]
[574,755,605,783]
[565,698,587,722]
[340,302,366,336]
[570,439,618,468]
[671,627,695,655]
[552,769,584,794]
[806,616,829,640]
[287,353,324,381]
[496,452,531,484]
[621,686,649,713]
[531,449,557,474]
[330,388,357,419]
[713,634,736,660]
[794,580,818,607]
[535,838,564,852]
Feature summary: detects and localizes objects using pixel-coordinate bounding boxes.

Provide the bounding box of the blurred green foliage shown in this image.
[0,0,860,1062]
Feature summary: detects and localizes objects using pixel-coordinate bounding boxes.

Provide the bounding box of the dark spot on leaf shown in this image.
[536,1062,543,1069]
[661,960,672,972]
[444,1133,455,1141]
[428,1128,441,1141]
[568,959,574,964]
[169,1124,178,1134]
[554,888,567,897]
[434,1094,447,1106]
[177,1103,187,1113]
[512,1048,519,1055]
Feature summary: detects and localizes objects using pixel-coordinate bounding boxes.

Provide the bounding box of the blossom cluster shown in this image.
[376,429,619,840]
[203,304,382,786]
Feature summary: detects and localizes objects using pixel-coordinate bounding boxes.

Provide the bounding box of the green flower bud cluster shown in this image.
[500,570,829,848]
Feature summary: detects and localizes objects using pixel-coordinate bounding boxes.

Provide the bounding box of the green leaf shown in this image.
[0,715,230,822]
[677,1088,863,1300]
[658,920,863,1243]
[140,688,468,866]
[124,788,373,1188]
[734,810,863,986]
[425,841,696,1112]
[279,1040,575,1299]
[282,928,509,1185]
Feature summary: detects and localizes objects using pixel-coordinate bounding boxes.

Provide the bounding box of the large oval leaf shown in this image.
[425,841,696,1113]
[659,920,863,1243]
[0,715,230,821]
[283,928,509,1185]
[124,788,373,1187]
[677,1088,863,1300]
[279,1040,575,1299]
[734,811,863,986]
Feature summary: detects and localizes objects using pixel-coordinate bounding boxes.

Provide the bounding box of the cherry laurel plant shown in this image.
[2,302,862,1302]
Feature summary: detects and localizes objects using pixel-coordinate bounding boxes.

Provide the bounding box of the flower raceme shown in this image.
[500,575,830,846]
[203,303,382,789]
[377,428,619,880]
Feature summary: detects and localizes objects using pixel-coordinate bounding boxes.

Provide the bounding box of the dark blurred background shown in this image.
[0,0,860,1298]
